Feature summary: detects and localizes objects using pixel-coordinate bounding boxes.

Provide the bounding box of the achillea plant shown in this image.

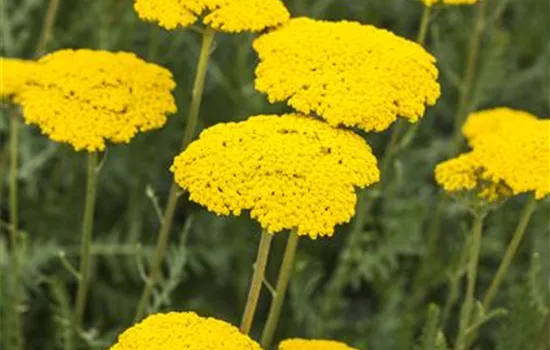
[0,58,38,101]
[420,0,478,6]
[253,17,441,132]
[279,339,358,350]
[134,0,290,32]
[109,311,262,349]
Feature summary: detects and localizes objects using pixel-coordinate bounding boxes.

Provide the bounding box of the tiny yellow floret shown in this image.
[462,108,538,147]
[421,0,478,6]
[171,114,380,238]
[0,58,38,101]
[253,17,441,132]
[279,338,358,350]
[134,0,290,32]
[109,311,262,350]
[18,49,177,152]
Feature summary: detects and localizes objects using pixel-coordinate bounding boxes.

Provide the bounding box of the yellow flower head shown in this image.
[462,108,538,147]
[0,58,38,101]
[253,17,441,132]
[171,114,380,238]
[434,152,511,202]
[279,339,358,350]
[471,119,550,199]
[18,49,177,152]
[134,0,290,32]
[421,0,479,6]
[109,312,261,350]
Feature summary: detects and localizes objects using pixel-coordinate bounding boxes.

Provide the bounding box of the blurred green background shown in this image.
[0,0,549,349]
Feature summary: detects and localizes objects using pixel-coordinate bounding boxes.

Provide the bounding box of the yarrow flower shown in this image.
[420,0,478,6]
[436,108,549,201]
[18,49,176,152]
[134,0,290,32]
[0,58,38,101]
[109,312,261,350]
[171,114,380,238]
[462,107,538,147]
[279,339,358,350]
[253,17,441,132]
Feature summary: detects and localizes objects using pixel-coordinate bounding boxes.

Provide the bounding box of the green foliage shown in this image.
[1,0,549,349]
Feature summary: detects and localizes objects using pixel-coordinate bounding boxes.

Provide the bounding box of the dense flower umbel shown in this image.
[134,0,290,32]
[0,58,38,101]
[421,0,478,6]
[109,312,262,350]
[435,152,511,202]
[253,17,440,132]
[171,114,380,238]
[471,119,550,199]
[462,108,538,147]
[18,49,176,152]
[279,339,358,350]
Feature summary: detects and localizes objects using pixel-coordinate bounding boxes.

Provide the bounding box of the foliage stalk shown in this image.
[260,230,300,348]
[417,6,431,45]
[455,213,485,350]
[74,152,99,329]
[36,0,62,56]
[134,27,215,321]
[240,230,273,334]
[482,196,537,309]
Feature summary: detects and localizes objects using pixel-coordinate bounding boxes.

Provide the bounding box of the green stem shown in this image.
[417,6,431,45]
[455,213,485,350]
[482,196,537,309]
[36,0,61,56]
[260,230,300,348]
[9,109,23,350]
[133,27,215,321]
[240,230,273,334]
[74,152,99,329]
[450,0,487,152]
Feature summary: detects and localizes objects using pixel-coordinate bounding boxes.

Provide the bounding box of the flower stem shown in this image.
[36,0,61,56]
[260,230,300,348]
[482,196,537,309]
[74,152,99,329]
[450,0,487,152]
[455,213,485,350]
[240,230,273,334]
[134,27,216,322]
[9,109,23,350]
[416,6,431,45]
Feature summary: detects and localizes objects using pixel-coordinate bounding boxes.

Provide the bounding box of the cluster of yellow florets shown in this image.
[0,58,38,101]
[421,0,479,6]
[171,114,380,238]
[134,0,290,32]
[436,108,549,201]
[17,49,176,152]
[109,312,261,350]
[279,339,358,350]
[253,17,441,132]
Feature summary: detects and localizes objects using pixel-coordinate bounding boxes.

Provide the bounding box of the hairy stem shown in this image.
[240,230,273,334]
[134,27,216,321]
[260,230,300,348]
[455,213,485,350]
[482,196,537,309]
[74,152,99,329]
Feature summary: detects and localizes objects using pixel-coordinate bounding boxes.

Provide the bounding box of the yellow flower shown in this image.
[253,17,440,132]
[434,152,510,202]
[134,0,290,32]
[472,119,550,199]
[421,0,478,6]
[18,49,176,152]
[0,58,38,101]
[109,311,262,350]
[279,339,358,350]
[171,114,380,238]
[462,108,538,147]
